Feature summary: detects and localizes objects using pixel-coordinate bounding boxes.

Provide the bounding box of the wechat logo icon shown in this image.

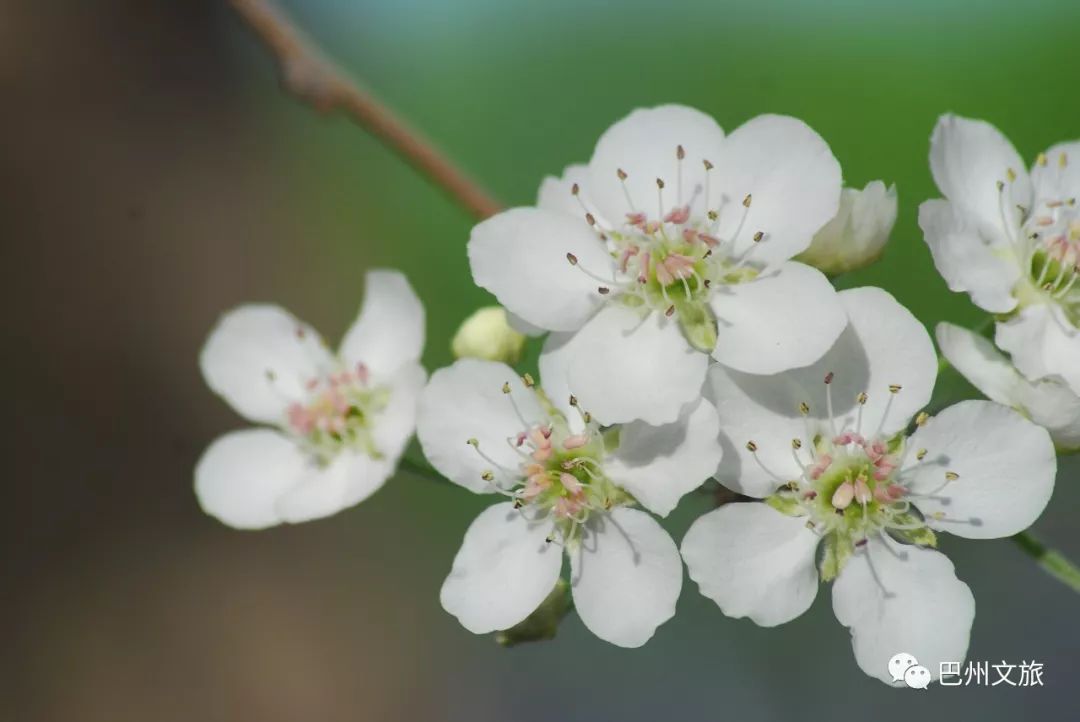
[889,652,931,689]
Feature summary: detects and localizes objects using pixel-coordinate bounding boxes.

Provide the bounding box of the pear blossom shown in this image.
[451,306,526,364]
[919,115,1080,394]
[682,287,1056,685]
[417,356,723,647]
[936,322,1080,452]
[797,180,898,275]
[468,104,847,425]
[195,270,426,529]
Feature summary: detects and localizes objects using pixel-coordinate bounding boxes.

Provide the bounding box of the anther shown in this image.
[746,440,758,452]
[571,183,580,196]
[676,145,685,160]
[665,305,676,317]
[501,382,511,394]
[889,384,902,394]
[915,412,930,426]
[824,372,834,385]
[598,286,610,295]
[1006,168,1017,182]
[569,394,578,407]
[522,373,535,388]
[996,180,1005,192]
[265,369,277,382]
[1037,152,1048,167]
[703,279,711,288]
[753,230,764,242]
[799,401,810,416]
[617,168,628,180]
[707,210,718,221]
[742,193,752,208]
[583,412,592,423]
[467,438,479,447]
[703,159,714,170]
[792,438,802,450]
[656,178,665,189]
[1060,152,1069,168]
[585,213,596,226]
[481,470,494,481]
[566,252,578,265]
[856,392,868,405]
[916,448,928,461]
[945,471,959,481]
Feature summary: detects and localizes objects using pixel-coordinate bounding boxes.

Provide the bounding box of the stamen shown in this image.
[824,372,838,435]
[617,168,637,212]
[676,145,685,205]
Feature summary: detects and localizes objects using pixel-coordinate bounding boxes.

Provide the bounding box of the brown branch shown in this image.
[227,0,503,220]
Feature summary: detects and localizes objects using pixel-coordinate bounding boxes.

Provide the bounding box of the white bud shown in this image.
[797,180,898,275]
[451,306,527,364]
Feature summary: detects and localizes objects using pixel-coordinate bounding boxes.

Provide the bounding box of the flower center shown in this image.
[286,362,390,465]
[997,156,1080,326]
[565,149,767,351]
[755,374,956,580]
[469,379,631,546]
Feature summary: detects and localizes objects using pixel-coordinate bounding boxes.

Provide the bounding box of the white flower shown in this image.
[195,270,426,529]
[682,287,1056,685]
[451,306,526,364]
[416,356,723,647]
[936,322,1080,452]
[797,181,898,274]
[468,104,848,425]
[918,115,1080,394]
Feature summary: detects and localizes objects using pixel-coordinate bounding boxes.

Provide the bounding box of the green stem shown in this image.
[1012,531,1080,594]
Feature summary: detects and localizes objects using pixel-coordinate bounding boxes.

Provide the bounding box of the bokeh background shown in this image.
[4,0,1079,719]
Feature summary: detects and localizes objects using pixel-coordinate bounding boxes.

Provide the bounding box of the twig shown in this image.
[227,0,503,220]
[1012,530,1080,595]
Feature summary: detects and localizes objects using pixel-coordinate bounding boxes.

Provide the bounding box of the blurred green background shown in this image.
[4,0,1078,719]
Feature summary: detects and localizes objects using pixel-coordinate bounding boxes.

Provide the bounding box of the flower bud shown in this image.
[451,306,526,364]
[798,180,898,275]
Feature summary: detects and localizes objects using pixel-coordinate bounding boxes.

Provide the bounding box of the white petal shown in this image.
[710,261,847,374]
[554,304,709,426]
[194,429,305,530]
[569,507,681,648]
[371,363,426,462]
[536,163,606,223]
[832,538,974,686]
[935,322,1019,405]
[681,503,820,627]
[274,451,394,523]
[711,115,842,266]
[797,180,898,275]
[440,503,562,634]
[902,400,1056,539]
[708,287,937,497]
[468,207,612,332]
[416,359,544,493]
[995,304,1080,396]
[537,331,584,433]
[505,310,546,338]
[918,199,1020,314]
[586,104,725,223]
[338,270,425,376]
[199,305,334,424]
[605,398,723,516]
[936,322,1080,449]
[929,114,1031,230]
[1031,140,1080,204]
